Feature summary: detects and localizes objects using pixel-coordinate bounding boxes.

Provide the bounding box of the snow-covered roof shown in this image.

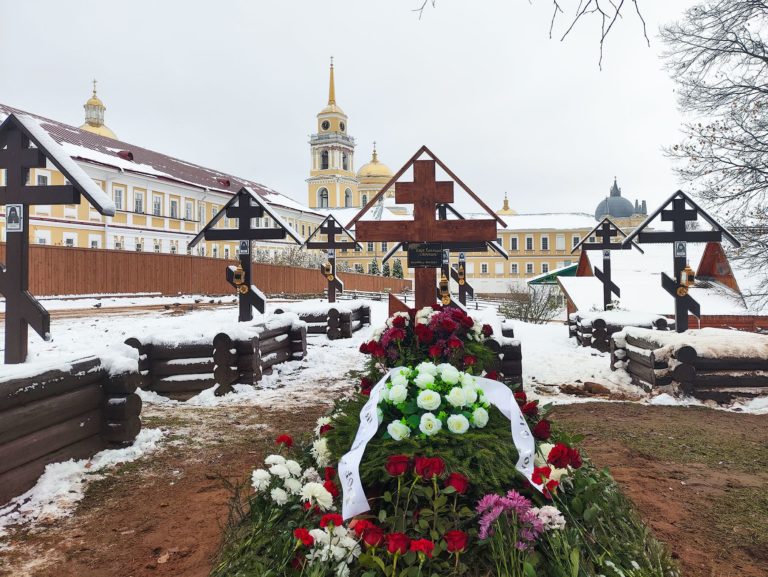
[0,102,318,216]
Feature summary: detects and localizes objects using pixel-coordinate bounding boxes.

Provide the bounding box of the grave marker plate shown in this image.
[6,205,23,232]
[408,243,443,268]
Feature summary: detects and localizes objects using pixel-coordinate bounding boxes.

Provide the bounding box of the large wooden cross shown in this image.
[573,218,640,311]
[0,113,115,363]
[623,190,740,332]
[350,146,501,311]
[304,214,360,303]
[189,187,303,321]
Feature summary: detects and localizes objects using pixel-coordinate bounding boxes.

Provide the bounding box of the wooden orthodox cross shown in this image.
[188,187,303,321]
[0,114,115,363]
[349,147,503,311]
[572,218,642,311]
[303,214,360,303]
[622,190,740,332]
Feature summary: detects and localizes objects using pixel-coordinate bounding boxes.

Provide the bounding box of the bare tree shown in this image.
[662,1,768,309]
[499,285,562,324]
[414,0,648,66]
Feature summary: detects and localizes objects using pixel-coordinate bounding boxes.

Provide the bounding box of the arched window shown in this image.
[344,188,352,207]
[321,150,329,170]
[342,153,348,171]
[361,194,368,206]
[318,188,329,208]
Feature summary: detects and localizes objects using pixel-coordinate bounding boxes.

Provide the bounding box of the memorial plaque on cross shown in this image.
[572,217,642,311]
[622,190,740,332]
[349,146,503,311]
[188,187,303,321]
[0,113,116,363]
[303,214,360,303]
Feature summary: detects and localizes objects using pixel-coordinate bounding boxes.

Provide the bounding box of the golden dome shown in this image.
[80,122,118,139]
[357,145,392,179]
[81,79,118,139]
[497,193,518,216]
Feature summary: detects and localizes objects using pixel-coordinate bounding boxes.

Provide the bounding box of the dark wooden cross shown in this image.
[304,214,359,303]
[189,187,303,321]
[622,191,740,332]
[0,113,115,363]
[351,147,500,311]
[573,218,638,311]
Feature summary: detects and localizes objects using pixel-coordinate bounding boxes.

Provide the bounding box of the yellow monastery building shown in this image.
[0,63,649,295]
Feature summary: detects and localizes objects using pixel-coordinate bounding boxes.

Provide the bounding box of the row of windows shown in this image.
[317,188,367,208]
[505,234,581,252]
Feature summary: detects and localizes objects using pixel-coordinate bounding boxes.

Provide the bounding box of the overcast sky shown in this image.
[0,0,696,216]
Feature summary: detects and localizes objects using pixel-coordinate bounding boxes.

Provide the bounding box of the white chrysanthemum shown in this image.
[251,468,271,492]
[301,466,321,483]
[459,372,476,387]
[264,454,285,466]
[271,487,288,505]
[314,416,332,436]
[472,407,489,428]
[446,387,467,408]
[312,437,332,467]
[534,505,567,530]
[285,460,302,477]
[416,361,438,376]
[462,386,478,405]
[419,412,442,436]
[284,477,302,495]
[391,372,408,388]
[301,482,334,511]
[447,414,470,434]
[269,463,291,479]
[416,389,441,411]
[387,420,411,441]
[414,372,435,389]
[389,384,408,404]
[440,366,461,385]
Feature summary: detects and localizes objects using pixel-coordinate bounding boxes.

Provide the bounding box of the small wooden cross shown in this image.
[304,215,359,302]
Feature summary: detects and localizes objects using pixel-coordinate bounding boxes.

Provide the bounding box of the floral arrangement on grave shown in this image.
[214,307,678,577]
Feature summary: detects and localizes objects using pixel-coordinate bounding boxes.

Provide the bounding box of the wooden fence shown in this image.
[0,243,411,297]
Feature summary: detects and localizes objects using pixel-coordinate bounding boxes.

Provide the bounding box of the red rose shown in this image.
[359,342,371,354]
[444,530,468,553]
[351,519,374,537]
[569,447,583,469]
[463,354,476,367]
[441,318,458,332]
[415,324,434,344]
[363,525,385,548]
[385,455,410,477]
[372,344,386,358]
[485,370,499,380]
[447,336,463,349]
[521,401,539,417]
[461,315,474,328]
[319,423,334,435]
[428,344,443,358]
[389,328,406,342]
[324,467,336,481]
[532,419,551,440]
[532,466,552,485]
[360,387,371,397]
[414,456,445,479]
[409,538,435,558]
[482,324,493,337]
[386,532,411,555]
[323,479,339,498]
[513,391,527,405]
[392,316,406,329]
[546,443,572,469]
[319,513,343,528]
[275,434,293,448]
[445,472,469,494]
[293,527,314,547]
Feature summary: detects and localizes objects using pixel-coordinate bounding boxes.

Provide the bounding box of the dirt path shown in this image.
[1,399,765,577]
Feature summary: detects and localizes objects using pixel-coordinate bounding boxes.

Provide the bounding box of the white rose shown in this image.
[414,372,435,389]
[301,482,334,511]
[389,384,408,404]
[446,387,467,408]
[270,487,288,505]
[459,372,476,387]
[391,373,408,388]
[285,460,302,477]
[419,412,443,436]
[380,387,390,402]
[441,366,461,385]
[416,389,441,411]
[472,407,489,428]
[387,420,411,441]
[284,477,302,495]
[251,468,271,492]
[447,414,470,434]
[462,386,478,405]
[264,454,285,466]
[416,362,438,376]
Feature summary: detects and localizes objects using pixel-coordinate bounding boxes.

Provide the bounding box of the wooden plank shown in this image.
[626,348,667,370]
[690,371,768,389]
[103,394,142,420]
[102,416,141,445]
[151,359,215,376]
[152,376,216,393]
[151,343,214,360]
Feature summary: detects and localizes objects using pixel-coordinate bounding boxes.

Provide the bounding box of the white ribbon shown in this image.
[338,368,541,520]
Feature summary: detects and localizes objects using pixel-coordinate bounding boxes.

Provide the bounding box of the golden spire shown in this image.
[328,56,336,105]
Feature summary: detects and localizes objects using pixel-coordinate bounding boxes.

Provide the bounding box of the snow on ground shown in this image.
[0,428,164,538]
[0,293,239,313]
